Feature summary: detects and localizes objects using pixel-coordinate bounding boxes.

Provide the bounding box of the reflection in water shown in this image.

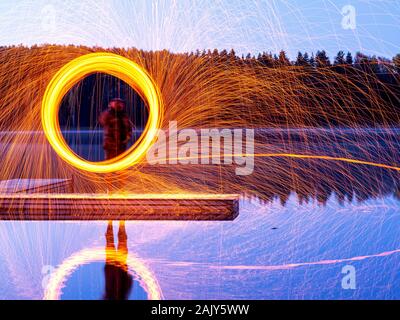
[246,158,400,205]
[145,156,399,206]
[0,130,398,299]
[104,221,132,300]
[0,194,398,299]
[134,129,400,205]
[43,232,162,300]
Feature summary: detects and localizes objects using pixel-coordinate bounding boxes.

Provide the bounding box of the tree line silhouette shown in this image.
[0,45,399,127]
[190,48,400,71]
[185,48,400,126]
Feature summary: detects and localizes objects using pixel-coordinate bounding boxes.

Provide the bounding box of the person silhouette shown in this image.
[99,98,134,191]
[103,221,133,300]
[99,98,133,160]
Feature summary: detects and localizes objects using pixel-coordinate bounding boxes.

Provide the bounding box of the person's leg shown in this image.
[105,221,116,252]
[117,221,128,270]
[117,221,132,300]
[104,221,117,300]
[117,221,127,253]
[116,146,129,192]
[104,149,117,191]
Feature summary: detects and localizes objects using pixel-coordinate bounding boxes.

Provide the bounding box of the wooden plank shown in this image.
[0,193,239,221]
[0,179,73,194]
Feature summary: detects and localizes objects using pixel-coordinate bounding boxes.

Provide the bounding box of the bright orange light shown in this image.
[41,52,163,173]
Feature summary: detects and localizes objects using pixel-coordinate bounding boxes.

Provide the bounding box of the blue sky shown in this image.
[0,0,399,59]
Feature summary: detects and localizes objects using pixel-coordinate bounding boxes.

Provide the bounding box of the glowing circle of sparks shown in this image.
[41,52,163,173]
[43,247,163,300]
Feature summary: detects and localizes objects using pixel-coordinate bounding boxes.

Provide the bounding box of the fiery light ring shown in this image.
[43,247,163,300]
[41,52,163,173]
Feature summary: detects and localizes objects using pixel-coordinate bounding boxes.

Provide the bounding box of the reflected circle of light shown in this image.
[43,247,163,300]
[41,52,163,173]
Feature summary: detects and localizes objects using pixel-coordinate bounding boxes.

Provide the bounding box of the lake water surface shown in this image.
[0,128,399,299]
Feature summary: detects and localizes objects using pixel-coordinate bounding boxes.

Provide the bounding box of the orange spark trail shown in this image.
[0,46,399,197]
[254,154,400,171]
[165,153,400,172]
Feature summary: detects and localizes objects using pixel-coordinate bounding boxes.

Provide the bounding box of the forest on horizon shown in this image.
[0,44,399,128]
